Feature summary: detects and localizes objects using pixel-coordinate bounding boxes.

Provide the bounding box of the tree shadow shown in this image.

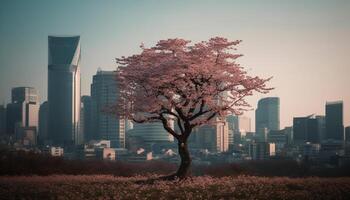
[132,174,194,185]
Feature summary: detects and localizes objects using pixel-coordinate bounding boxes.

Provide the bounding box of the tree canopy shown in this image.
[116,37,271,142]
[115,37,272,179]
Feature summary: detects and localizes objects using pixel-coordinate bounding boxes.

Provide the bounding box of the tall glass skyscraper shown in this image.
[255,97,280,136]
[325,101,344,141]
[91,70,125,148]
[48,36,81,146]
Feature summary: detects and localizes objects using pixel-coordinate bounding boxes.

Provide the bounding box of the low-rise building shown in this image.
[96,148,116,161]
[125,148,153,162]
[50,146,64,157]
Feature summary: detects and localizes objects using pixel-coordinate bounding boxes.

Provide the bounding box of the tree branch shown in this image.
[159,114,180,140]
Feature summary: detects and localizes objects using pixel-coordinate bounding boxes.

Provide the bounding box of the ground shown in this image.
[1,175,350,200]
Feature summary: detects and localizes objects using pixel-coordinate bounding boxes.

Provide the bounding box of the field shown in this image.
[1,175,350,200]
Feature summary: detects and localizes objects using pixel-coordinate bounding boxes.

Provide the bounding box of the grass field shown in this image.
[1,175,350,200]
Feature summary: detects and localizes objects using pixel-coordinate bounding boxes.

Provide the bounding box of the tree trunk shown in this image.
[137,142,191,183]
[175,141,191,179]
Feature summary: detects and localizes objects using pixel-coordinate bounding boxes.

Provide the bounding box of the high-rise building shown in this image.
[128,122,174,149]
[38,101,48,143]
[48,36,81,146]
[77,101,85,145]
[192,118,229,153]
[226,115,238,146]
[91,70,124,148]
[5,103,21,135]
[226,115,251,145]
[17,127,37,146]
[227,115,251,133]
[325,101,344,141]
[268,130,286,144]
[316,115,326,142]
[255,97,280,136]
[307,118,319,143]
[81,96,93,142]
[238,116,251,133]
[0,105,6,135]
[345,126,350,143]
[6,87,39,135]
[284,126,293,145]
[293,115,321,144]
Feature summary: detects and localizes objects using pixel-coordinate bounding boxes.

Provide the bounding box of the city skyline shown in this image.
[1,1,350,198]
[0,0,349,129]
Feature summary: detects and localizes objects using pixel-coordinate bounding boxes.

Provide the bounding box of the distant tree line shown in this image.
[1,147,350,177]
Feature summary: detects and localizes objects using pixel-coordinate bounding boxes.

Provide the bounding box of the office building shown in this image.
[38,101,48,143]
[91,70,125,148]
[303,143,321,158]
[316,115,326,141]
[6,103,21,135]
[48,36,81,146]
[268,129,286,144]
[0,105,6,135]
[226,115,251,145]
[284,126,293,145]
[77,140,116,160]
[293,115,321,144]
[95,148,116,161]
[249,142,275,160]
[325,101,344,141]
[6,87,39,136]
[345,126,350,143]
[16,126,37,146]
[268,129,287,154]
[50,147,64,157]
[226,115,237,146]
[77,102,85,145]
[81,96,93,142]
[192,118,229,153]
[128,122,174,148]
[255,97,280,137]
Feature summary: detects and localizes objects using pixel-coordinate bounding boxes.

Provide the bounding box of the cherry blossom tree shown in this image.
[115,37,272,179]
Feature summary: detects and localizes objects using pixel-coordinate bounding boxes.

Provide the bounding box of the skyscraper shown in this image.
[238,116,251,134]
[48,36,81,146]
[6,87,39,135]
[91,70,125,148]
[81,96,93,142]
[293,115,321,144]
[226,115,238,146]
[5,103,21,135]
[316,115,326,141]
[0,105,6,136]
[346,126,350,143]
[325,101,344,141]
[255,97,280,136]
[226,115,251,145]
[38,101,48,143]
[191,118,229,153]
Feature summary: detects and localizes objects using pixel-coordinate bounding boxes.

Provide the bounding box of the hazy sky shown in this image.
[0,0,349,130]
